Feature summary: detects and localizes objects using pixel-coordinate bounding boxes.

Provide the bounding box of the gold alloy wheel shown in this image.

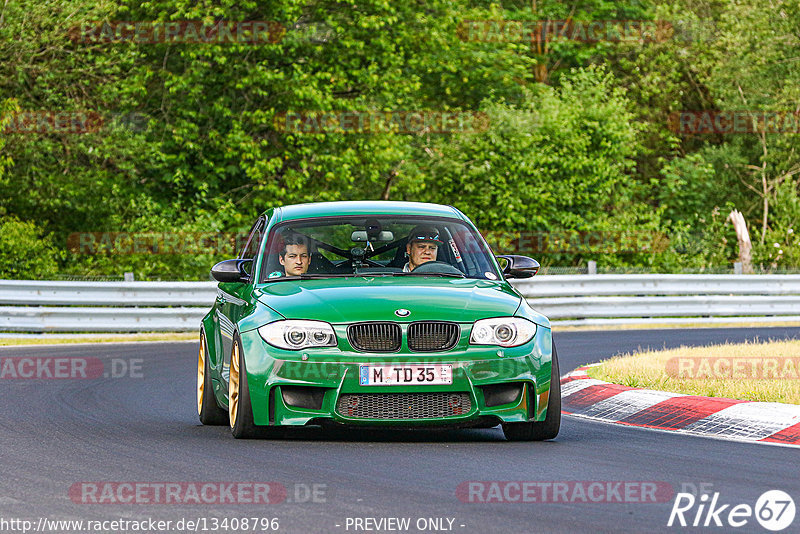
[197,335,206,416]
[229,342,240,428]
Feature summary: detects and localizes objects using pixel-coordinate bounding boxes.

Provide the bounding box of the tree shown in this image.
[701,0,800,249]
[407,67,641,232]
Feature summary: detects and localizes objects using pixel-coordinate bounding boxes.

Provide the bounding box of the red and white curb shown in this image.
[561,366,800,447]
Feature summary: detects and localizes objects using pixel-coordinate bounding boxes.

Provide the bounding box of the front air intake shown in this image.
[337,393,472,419]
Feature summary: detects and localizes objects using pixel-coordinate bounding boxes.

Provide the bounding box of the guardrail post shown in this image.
[587,260,597,275]
[733,262,743,275]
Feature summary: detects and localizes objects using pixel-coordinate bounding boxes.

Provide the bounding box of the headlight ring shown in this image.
[469,317,536,347]
[258,320,337,350]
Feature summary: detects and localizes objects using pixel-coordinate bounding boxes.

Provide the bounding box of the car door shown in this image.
[218,216,265,387]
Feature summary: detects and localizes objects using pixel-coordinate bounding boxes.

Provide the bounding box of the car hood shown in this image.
[254,277,523,324]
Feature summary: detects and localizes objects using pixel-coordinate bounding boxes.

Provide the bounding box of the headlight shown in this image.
[469,317,537,347]
[258,320,337,350]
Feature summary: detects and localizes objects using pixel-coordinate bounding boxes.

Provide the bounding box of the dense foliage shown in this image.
[0,0,797,279]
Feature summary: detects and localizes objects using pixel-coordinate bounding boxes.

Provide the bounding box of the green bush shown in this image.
[0,217,61,279]
[752,180,800,269]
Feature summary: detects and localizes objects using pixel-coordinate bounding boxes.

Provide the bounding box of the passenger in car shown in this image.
[270,233,311,277]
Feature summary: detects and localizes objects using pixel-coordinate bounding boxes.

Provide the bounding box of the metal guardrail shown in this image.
[0,280,216,332]
[0,280,217,307]
[514,274,800,325]
[513,274,800,297]
[0,306,207,332]
[525,296,800,318]
[1,275,800,332]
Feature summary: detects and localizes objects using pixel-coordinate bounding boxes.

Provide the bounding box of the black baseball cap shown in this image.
[408,225,443,245]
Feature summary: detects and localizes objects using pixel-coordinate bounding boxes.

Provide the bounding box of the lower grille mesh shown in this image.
[337,393,471,419]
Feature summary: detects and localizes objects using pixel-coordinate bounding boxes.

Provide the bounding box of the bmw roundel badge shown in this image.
[394,308,411,317]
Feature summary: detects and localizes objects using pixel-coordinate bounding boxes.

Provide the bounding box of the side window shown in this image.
[238,219,265,278]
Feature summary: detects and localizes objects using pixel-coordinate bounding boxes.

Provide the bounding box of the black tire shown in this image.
[229,334,261,438]
[198,331,228,425]
[502,343,561,441]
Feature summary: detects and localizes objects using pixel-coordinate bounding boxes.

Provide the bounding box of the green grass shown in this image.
[553,320,800,332]
[587,339,800,404]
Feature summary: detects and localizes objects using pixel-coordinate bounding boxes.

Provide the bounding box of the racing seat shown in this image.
[386,238,409,269]
[307,251,335,274]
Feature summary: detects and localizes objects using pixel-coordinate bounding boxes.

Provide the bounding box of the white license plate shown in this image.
[359,364,453,386]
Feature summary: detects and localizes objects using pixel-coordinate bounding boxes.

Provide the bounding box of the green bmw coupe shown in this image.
[198,201,560,440]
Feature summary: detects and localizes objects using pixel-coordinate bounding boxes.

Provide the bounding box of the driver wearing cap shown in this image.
[404,225,443,272]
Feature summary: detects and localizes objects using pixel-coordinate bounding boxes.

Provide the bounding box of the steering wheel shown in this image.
[410,261,465,276]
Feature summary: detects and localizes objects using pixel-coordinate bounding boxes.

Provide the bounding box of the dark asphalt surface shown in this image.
[2,327,800,534]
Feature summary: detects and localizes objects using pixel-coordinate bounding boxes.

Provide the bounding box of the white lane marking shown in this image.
[683,402,800,440]
[562,365,596,379]
[560,369,800,447]
[579,389,685,421]
[564,413,800,449]
[561,378,607,398]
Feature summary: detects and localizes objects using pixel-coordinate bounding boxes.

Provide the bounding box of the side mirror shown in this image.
[496,255,540,279]
[211,259,252,283]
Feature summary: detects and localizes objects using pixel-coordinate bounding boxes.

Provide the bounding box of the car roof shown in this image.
[270,201,463,222]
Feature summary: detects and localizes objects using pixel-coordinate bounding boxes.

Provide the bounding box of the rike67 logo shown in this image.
[668,490,796,531]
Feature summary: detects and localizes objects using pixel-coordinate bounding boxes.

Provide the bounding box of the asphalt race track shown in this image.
[2,327,799,533]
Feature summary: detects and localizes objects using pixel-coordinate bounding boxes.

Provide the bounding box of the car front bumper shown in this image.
[238,326,553,427]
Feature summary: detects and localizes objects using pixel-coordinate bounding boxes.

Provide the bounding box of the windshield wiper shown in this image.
[264,274,356,282]
[395,272,465,278]
[298,274,356,279]
[266,272,468,281]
